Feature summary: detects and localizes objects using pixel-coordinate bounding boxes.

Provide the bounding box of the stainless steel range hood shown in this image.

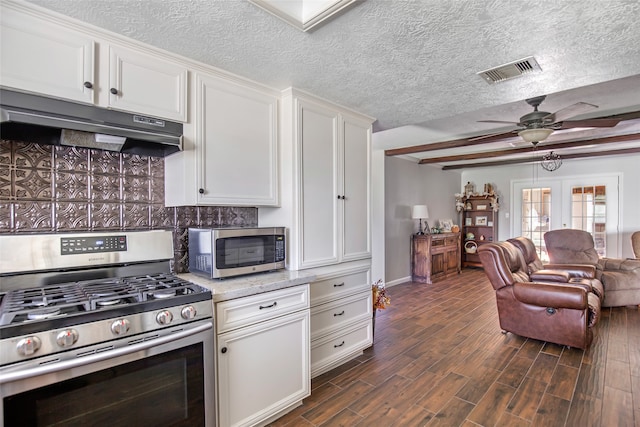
[1,89,183,157]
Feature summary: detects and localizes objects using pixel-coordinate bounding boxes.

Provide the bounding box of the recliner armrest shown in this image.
[530,269,571,282]
[543,263,596,278]
[599,258,640,271]
[512,281,587,309]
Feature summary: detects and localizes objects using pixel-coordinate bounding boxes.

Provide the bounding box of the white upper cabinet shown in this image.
[260,89,373,270]
[0,7,95,104]
[0,2,188,122]
[296,95,372,268]
[106,45,187,122]
[341,113,371,261]
[299,100,340,266]
[165,71,279,207]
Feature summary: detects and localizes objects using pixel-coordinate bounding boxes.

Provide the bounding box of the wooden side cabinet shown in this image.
[411,233,461,284]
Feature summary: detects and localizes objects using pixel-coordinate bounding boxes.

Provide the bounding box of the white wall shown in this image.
[383,156,461,286]
[461,153,640,258]
[371,149,385,285]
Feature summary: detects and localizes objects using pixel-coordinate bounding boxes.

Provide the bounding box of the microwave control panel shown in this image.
[275,235,285,261]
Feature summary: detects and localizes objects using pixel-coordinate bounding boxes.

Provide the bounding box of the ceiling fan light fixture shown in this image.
[541,151,562,172]
[518,128,554,144]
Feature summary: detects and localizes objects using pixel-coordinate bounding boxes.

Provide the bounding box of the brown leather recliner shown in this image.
[507,236,604,300]
[544,229,640,307]
[478,241,600,349]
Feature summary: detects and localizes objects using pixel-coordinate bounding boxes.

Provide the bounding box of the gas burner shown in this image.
[24,299,49,309]
[96,299,123,307]
[149,289,176,299]
[27,307,61,321]
[90,291,119,298]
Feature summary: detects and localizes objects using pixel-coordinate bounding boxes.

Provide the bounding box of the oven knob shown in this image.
[17,336,41,356]
[56,329,79,348]
[181,305,197,320]
[156,310,174,325]
[111,319,130,336]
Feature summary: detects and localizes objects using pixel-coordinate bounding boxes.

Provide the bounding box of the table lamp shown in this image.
[412,205,430,235]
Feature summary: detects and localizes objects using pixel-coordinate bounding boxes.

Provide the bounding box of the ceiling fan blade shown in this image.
[542,102,599,124]
[477,120,520,125]
[560,118,622,129]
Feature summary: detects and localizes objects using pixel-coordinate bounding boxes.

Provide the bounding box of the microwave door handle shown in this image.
[0,321,213,384]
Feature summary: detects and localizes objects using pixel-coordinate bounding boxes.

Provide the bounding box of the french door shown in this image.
[512,173,620,259]
[561,176,620,257]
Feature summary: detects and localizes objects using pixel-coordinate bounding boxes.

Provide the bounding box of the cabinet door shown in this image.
[108,45,187,121]
[298,99,340,267]
[341,114,371,261]
[195,73,278,206]
[217,310,310,427]
[0,8,95,103]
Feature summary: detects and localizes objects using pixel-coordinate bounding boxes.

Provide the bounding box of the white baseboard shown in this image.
[386,276,411,287]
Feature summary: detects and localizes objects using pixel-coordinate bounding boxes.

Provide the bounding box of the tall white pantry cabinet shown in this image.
[260,88,375,377]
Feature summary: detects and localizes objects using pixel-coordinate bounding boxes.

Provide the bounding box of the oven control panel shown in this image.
[61,235,127,255]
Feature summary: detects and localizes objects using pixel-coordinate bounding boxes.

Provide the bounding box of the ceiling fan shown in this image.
[473,95,622,144]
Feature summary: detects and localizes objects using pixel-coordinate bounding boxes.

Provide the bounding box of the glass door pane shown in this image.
[571,185,607,256]
[521,187,552,261]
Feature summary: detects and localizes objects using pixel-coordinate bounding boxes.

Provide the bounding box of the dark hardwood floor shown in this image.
[270,268,639,427]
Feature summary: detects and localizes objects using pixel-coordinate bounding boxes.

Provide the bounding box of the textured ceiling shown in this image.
[24,0,640,162]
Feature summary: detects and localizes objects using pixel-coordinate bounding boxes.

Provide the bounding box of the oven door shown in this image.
[0,321,215,427]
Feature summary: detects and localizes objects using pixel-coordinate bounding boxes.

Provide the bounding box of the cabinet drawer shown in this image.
[310,291,372,341]
[216,284,309,333]
[311,319,372,377]
[310,270,369,307]
[444,236,458,246]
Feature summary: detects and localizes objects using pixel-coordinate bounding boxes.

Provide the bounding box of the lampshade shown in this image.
[412,205,429,219]
[518,128,554,144]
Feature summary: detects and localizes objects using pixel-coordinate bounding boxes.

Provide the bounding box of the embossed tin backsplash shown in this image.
[0,140,258,272]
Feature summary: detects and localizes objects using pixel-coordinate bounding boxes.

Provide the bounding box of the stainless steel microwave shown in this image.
[188,227,286,279]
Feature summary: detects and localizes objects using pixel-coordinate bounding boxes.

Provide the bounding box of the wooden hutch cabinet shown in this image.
[461,195,498,268]
[411,233,461,284]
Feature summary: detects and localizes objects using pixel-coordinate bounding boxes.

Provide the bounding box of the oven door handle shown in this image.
[0,321,213,384]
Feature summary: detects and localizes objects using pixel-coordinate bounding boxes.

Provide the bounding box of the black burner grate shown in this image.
[0,273,206,326]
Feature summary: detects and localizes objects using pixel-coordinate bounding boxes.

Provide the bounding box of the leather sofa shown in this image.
[544,229,640,307]
[478,240,600,349]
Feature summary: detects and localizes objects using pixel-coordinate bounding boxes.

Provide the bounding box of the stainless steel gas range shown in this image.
[0,230,215,427]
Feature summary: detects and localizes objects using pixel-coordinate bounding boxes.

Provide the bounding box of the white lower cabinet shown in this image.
[215,285,310,427]
[309,266,372,378]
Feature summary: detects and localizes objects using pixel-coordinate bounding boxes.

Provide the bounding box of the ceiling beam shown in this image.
[384,110,640,157]
[441,147,640,170]
[417,132,640,164]
[384,133,511,156]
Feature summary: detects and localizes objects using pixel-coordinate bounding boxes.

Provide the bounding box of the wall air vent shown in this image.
[477,57,542,84]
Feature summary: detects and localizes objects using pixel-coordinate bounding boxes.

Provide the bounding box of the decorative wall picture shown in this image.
[439,219,454,231]
[465,217,472,226]
[476,216,488,226]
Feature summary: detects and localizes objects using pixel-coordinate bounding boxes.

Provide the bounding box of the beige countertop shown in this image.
[179,270,316,302]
